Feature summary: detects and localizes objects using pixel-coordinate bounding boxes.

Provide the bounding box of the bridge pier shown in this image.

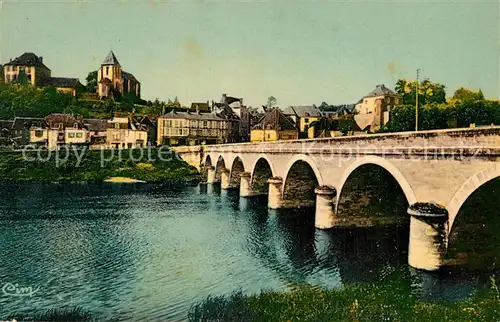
[221,168,231,189]
[240,172,255,197]
[314,186,337,229]
[206,166,216,184]
[408,204,449,271]
[268,177,283,209]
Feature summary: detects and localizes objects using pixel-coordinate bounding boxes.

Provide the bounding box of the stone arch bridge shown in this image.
[174,127,500,271]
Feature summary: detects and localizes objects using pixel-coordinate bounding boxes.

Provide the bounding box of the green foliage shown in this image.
[453,87,485,102]
[395,78,446,106]
[189,273,500,322]
[384,100,500,132]
[338,115,358,134]
[85,70,98,92]
[8,306,93,321]
[267,96,277,108]
[0,83,158,119]
[0,149,200,183]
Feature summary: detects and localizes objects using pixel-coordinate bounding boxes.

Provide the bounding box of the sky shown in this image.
[0,0,498,107]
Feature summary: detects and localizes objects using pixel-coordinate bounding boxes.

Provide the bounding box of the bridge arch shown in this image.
[229,156,245,187]
[282,156,322,207]
[335,156,417,213]
[204,154,213,167]
[251,156,275,195]
[200,154,214,182]
[447,165,500,234]
[214,155,226,182]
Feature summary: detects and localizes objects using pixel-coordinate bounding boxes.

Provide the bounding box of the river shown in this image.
[0,183,495,320]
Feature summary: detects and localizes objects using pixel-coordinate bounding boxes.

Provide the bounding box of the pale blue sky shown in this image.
[1,0,498,107]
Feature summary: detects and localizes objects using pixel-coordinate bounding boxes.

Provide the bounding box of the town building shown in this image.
[283,105,322,138]
[83,119,108,147]
[213,94,251,142]
[42,114,88,149]
[318,102,356,118]
[106,113,147,149]
[3,53,82,95]
[10,117,47,147]
[190,102,211,113]
[250,108,298,142]
[157,110,229,146]
[354,84,402,132]
[97,51,140,99]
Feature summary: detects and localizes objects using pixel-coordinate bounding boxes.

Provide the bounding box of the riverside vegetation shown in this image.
[188,272,500,322]
[0,148,200,183]
[6,272,500,321]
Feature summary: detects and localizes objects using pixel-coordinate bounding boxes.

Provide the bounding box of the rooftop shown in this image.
[362,84,397,98]
[102,51,120,66]
[4,52,50,70]
[254,108,296,131]
[159,110,226,121]
[43,77,81,88]
[283,105,322,117]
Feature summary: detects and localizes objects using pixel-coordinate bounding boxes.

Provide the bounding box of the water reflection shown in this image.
[0,183,497,320]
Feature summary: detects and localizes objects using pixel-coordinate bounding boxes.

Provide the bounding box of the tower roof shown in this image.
[102,51,120,65]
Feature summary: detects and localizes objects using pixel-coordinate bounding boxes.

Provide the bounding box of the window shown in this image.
[58,123,64,130]
[304,118,309,123]
[74,123,78,129]
[35,130,44,138]
[106,66,109,75]
[203,121,207,128]
[115,123,120,129]
[364,100,367,103]
[68,133,75,138]
[76,132,83,138]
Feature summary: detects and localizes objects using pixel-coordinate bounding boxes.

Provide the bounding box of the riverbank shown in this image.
[188,274,500,321]
[6,275,500,321]
[0,149,200,183]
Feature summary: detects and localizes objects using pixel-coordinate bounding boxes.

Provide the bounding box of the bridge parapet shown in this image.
[202,126,500,154]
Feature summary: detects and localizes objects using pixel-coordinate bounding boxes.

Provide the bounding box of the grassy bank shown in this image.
[189,275,500,321]
[4,275,500,321]
[0,148,200,183]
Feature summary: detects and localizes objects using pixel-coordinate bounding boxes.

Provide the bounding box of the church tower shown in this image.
[97,51,123,98]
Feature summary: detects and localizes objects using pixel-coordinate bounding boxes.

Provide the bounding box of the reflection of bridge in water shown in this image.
[176,127,500,271]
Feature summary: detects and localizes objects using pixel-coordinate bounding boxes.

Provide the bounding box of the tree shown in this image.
[85,71,98,92]
[266,96,277,109]
[395,78,446,106]
[453,87,485,102]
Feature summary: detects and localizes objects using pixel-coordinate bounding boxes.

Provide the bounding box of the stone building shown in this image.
[106,112,147,149]
[213,94,251,142]
[97,51,140,99]
[354,84,402,132]
[283,105,322,138]
[3,52,82,95]
[250,108,298,142]
[157,110,229,146]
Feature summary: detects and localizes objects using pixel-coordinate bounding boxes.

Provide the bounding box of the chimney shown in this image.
[113,112,119,118]
[222,93,227,103]
[39,56,43,63]
[130,111,134,121]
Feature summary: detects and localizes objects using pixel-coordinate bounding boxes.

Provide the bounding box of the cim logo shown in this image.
[2,282,40,297]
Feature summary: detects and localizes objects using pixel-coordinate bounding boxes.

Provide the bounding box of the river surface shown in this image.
[0,183,494,321]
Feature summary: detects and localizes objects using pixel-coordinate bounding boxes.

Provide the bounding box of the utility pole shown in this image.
[415,69,420,132]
